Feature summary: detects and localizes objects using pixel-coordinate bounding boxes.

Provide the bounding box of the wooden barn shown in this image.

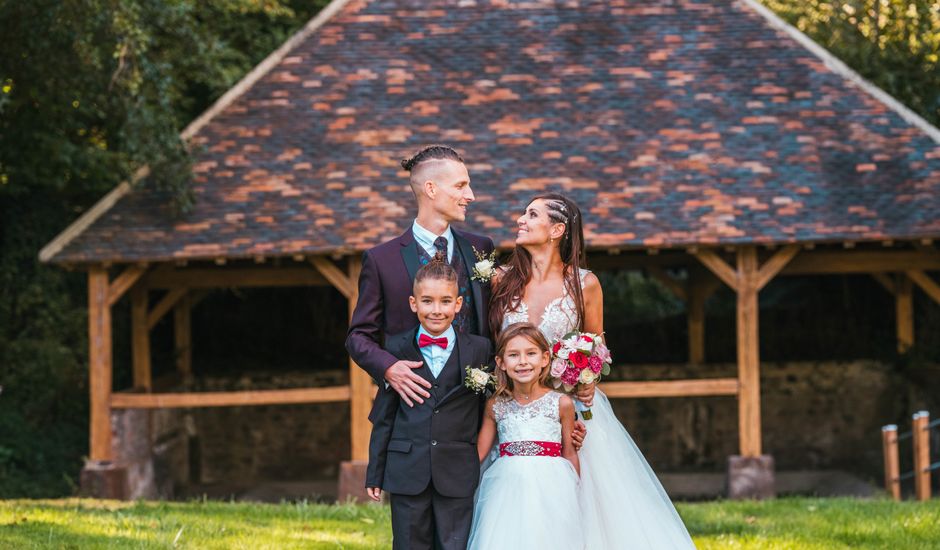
[40,0,940,500]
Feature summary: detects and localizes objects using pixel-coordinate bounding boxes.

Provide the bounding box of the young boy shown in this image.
[366,255,492,550]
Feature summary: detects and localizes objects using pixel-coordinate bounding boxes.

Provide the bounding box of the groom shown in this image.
[346,145,494,405]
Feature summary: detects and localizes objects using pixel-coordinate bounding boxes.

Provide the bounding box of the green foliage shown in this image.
[0,0,325,497]
[763,0,940,126]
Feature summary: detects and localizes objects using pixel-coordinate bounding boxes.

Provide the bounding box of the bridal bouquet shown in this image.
[549,331,612,420]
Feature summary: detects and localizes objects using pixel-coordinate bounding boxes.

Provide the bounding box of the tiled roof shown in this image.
[45,0,940,264]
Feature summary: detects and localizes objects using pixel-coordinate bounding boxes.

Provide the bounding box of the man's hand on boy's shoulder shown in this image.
[386,360,431,407]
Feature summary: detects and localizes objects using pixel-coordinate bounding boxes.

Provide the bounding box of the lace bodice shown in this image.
[492,391,563,444]
[501,268,590,343]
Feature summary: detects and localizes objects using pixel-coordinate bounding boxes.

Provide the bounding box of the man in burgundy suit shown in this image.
[346,145,494,408]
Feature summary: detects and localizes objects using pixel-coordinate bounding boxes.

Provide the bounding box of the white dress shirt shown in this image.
[412,219,454,262]
[416,325,456,379]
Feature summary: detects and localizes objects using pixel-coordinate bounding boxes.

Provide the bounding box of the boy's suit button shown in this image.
[431,440,438,446]
[434,409,440,414]
[433,384,439,388]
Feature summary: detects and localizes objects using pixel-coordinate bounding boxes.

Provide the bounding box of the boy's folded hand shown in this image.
[366,487,383,501]
[386,360,432,406]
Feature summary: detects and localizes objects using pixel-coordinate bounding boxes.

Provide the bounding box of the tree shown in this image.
[763,0,940,126]
[0,0,325,497]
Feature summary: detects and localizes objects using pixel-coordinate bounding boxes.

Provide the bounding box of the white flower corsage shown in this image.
[464,365,495,394]
[470,246,498,283]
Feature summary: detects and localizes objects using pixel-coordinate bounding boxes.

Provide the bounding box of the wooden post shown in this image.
[913,411,931,501]
[88,267,113,461]
[130,286,152,391]
[882,424,901,501]
[174,292,192,379]
[737,247,762,457]
[687,272,706,365]
[347,257,372,461]
[897,275,914,353]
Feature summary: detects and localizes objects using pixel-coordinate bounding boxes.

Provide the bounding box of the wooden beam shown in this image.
[347,256,372,461]
[146,267,328,289]
[174,293,192,379]
[871,273,896,295]
[107,265,148,307]
[130,286,152,391]
[147,288,187,330]
[688,276,706,365]
[737,246,762,457]
[896,275,914,353]
[784,251,940,275]
[693,249,739,292]
[599,378,738,398]
[907,270,940,306]
[755,244,799,291]
[310,257,355,299]
[88,268,113,461]
[111,386,351,409]
[645,266,686,301]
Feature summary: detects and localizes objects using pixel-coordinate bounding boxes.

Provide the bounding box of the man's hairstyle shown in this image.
[414,252,458,288]
[400,145,464,172]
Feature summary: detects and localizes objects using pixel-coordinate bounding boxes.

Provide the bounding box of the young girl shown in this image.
[467,322,584,550]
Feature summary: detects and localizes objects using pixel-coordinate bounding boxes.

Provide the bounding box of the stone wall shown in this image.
[135,361,935,494]
[604,361,929,479]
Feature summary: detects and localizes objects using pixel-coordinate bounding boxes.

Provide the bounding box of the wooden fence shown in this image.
[882,410,939,501]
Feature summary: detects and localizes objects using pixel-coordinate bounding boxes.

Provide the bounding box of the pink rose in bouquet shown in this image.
[548,331,613,420]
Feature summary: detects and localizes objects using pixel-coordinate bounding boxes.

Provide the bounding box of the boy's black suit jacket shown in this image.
[366,327,492,498]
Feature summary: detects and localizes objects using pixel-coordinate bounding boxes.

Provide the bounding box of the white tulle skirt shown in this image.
[468,455,584,550]
[578,390,696,549]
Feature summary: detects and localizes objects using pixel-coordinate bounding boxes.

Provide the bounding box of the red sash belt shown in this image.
[498,440,562,457]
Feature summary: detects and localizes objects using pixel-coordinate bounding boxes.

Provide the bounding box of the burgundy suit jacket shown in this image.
[345,226,495,383]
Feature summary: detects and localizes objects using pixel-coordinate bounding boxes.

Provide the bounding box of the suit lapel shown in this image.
[453,230,486,334]
[399,328,435,388]
[399,228,421,283]
[437,333,472,406]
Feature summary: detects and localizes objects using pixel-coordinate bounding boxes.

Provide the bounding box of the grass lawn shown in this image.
[0,497,938,549]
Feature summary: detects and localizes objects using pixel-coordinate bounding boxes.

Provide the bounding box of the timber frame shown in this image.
[84,255,375,464]
[81,240,940,467]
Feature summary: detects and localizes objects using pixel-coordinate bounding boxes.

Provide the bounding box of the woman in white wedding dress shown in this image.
[489,193,696,549]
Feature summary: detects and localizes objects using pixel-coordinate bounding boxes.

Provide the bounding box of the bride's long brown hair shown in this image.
[489,193,587,337]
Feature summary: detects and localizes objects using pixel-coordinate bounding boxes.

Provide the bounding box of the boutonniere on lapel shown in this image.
[464,365,495,394]
[470,247,498,283]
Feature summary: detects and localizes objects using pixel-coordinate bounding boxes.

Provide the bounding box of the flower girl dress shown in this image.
[468,391,583,550]
[500,268,696,549]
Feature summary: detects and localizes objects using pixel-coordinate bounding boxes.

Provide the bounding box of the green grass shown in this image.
[0,497,938,549]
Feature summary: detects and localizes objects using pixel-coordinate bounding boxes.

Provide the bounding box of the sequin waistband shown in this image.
[498,440,562,457]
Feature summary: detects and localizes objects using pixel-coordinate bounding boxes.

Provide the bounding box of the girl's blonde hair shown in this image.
[494,322,552,398]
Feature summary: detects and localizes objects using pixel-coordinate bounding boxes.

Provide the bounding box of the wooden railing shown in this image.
[882,410,939,501]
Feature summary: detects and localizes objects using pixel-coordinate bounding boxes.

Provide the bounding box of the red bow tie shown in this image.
[419,334,448,349]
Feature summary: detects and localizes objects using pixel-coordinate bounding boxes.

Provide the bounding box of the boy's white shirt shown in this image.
[416,324,456,379]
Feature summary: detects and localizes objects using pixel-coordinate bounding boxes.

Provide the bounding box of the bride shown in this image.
[488,193,696,549]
